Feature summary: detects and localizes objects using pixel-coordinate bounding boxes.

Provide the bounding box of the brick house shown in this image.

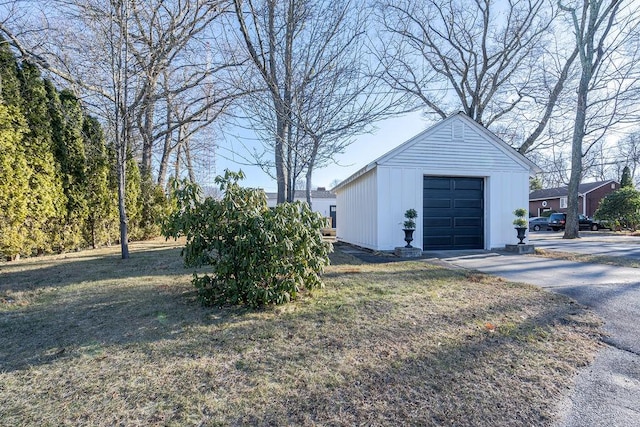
[529,180,619,217]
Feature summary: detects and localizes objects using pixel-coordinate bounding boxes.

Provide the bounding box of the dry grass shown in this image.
[534,248,640,268]
[1,239,602,426]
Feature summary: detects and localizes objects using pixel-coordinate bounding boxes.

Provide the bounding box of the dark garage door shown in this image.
[423,177,484,250]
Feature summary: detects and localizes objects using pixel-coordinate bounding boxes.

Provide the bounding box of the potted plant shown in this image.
[513,208,528,244]
[403,208,418,248]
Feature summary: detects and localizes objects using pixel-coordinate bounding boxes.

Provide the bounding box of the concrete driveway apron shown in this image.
[432,251,640,427]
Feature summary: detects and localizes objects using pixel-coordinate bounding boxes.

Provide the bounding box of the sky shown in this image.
[214,110,430,192]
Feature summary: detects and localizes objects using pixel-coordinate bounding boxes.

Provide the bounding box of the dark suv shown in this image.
[548,213,600,231]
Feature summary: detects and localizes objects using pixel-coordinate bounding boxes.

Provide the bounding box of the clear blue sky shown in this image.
[215,111,430,192]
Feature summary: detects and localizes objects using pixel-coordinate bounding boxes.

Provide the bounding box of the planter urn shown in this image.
[515,227,527,244]
[403,229,415,248]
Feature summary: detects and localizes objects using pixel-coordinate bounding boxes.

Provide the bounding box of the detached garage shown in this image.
[332,113,540,251]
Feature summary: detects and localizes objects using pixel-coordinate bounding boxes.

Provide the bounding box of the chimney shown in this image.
[317,187,326,191]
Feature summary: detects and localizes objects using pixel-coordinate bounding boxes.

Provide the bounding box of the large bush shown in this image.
[163,170,332,307]
[595,186,640,230]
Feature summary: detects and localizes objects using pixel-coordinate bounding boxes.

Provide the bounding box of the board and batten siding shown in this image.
[334,113,538,251]
[373,118,531,250]
[335,168,378,249]
[376,166,423,250]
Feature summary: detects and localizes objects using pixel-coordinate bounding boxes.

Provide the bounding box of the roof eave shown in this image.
[331,162,377,192]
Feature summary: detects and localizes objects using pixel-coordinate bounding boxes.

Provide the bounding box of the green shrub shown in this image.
[163,170,332,307]
[595,186,640,230]
[513,208,527,227]
[403,208,417,229]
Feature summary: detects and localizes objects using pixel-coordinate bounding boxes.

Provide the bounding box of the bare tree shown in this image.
[124,1,239,180]
[291,21,405,205]
[232,0,405,204]
[0,0,239,257]
[559,0,640,238]
[376,0,582,154]
[2,0,238,181]
[616,130,640,184]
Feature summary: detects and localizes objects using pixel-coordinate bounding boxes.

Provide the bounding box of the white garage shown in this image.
[332,113,540,251]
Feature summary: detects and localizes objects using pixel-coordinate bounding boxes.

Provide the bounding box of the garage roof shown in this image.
[332,113,540,191]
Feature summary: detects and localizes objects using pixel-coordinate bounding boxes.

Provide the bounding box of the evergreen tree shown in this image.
[0,37,22,107]
[83,115,118,247]
[621,166,633,188]
[595,186,640,230]
[18,62,66,254]
[0,104,30,259]
[56,89,89,250]
[139,174,170,239]
[530,176,543,192]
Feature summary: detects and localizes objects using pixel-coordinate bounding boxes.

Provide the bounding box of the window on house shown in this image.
[560,197,568,208]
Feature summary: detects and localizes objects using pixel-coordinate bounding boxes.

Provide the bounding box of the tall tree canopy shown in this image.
[232,0,404,203]
[376,0,576,154]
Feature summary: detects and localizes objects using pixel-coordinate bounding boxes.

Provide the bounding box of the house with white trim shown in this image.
[265,188,337,227]
[529,180,619,218]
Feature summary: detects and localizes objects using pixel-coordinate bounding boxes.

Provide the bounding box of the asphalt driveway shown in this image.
[529,231,640,260]
[433,247,640,426]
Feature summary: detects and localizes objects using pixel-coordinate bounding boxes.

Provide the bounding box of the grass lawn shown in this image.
[1,239,602,426]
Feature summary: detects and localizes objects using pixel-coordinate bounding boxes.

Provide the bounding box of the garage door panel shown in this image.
[423,177,484,250]
[426,199,452,209]
[424,235,453,247]
[427,217,453,227]
[454,199,482,209]
[423,179,452,190]
[454,217,482,227]
[454,236,483,246]
[453,179,483,190]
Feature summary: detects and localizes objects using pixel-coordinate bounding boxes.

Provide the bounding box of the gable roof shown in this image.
[529,180,619,200]
[332,112,541,191]
[265,189,336,200]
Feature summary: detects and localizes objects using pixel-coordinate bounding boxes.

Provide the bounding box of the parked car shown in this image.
[548,213,602,231]
[529,216,550,231]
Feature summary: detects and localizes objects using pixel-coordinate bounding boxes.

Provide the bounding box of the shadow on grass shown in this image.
[0,260,488,373]
[0,278,253,372]
[0,244,189,293]
[162,277,600,425]
[0,243,602,426]
[232,300,598,425]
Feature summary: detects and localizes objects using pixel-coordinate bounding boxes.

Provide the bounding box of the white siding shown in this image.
[335,114,536,252]
[309,198,335,218]
[373,168,531,251]
[336,169,377,249]
[381,119,524,173]
[266,196,336,219]
[376,166,423,250]
[486,171,531,249]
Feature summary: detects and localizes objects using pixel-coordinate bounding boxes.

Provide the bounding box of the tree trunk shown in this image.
[305,135,320,207]
[157,99,175,187]
[117,138,129,258]
[305,166,313,209]
[114,0,130,259]
[139,86,156,177]
[563,1,598,240]
[174,142,182,180]
[184,136,196,183]
[275,111,288,203]
[564,70,591,239]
